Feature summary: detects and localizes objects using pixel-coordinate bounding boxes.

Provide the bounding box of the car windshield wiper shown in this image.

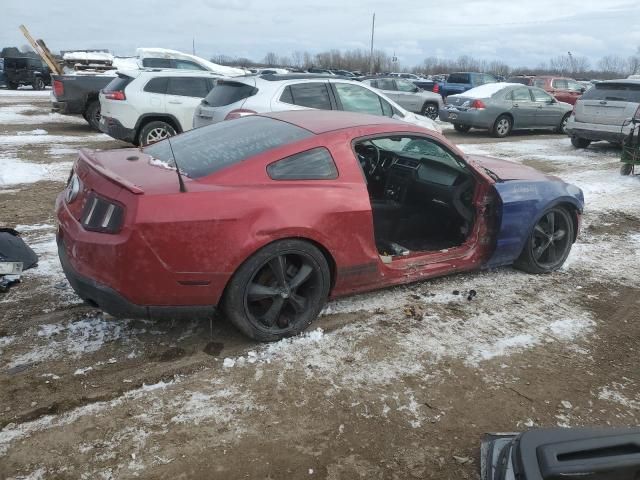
[483,166,501,182]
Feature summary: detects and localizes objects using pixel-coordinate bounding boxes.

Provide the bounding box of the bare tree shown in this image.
[263,52,278,66]
[598,55,628,75]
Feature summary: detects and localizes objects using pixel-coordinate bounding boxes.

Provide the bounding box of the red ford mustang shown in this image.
[56,111,583,341]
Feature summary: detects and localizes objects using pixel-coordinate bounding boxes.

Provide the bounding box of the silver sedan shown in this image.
[361,77,444,120]
[439,83,573,137]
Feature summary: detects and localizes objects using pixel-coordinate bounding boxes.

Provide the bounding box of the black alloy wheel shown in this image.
[223,240,330,342]
[515,207,574,274]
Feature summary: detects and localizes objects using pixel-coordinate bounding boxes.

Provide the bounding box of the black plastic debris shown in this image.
[453,290,460,295]
[467,289,477,301]
[0,228,38,292]
[481,427,640,480]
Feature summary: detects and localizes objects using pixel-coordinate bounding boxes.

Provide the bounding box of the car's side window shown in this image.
[267,147,338,180]
[511,88,532,101]
[567,80,583,92]
[280,83,332,110]
[175,60,206,71]
[334,83,384,116]
[380,98,394,117]
[142,58,174,68]
[531,88,553,102]
[395,80,416,92]
[552,79,569,89]
[377,78,396,90]
[533,79,546,89]
[167,77,210,97]
[144,77,169,94]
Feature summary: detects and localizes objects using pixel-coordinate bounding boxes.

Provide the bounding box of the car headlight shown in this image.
[66,173,81,203]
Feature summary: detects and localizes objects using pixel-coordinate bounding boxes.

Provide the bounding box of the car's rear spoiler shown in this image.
[78,148,144,194]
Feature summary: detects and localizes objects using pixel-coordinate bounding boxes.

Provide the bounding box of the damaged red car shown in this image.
[56,110,584,341]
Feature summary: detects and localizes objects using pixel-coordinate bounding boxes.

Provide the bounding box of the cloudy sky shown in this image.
[2,0,640,68]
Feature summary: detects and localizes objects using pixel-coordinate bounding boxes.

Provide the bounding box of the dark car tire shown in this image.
[570,136,591,149]
[138,121,177,146]
[556,113,571,134]
[492,114,512,138]
[514,206,574,274]
[453,123,471,133]
[421,102,439,120]
[7,81,19,90]
[84,101,102,131]
[32,77,45,91]
[222,239,331,342]
[620,163,633,176]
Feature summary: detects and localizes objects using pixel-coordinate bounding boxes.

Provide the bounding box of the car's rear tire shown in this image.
[7,81,18,90]
[556,113,570,134]
[492,114,512,138]
[514,206,574,274]
[620,163,633,176]
[138,120,177,146]
[453,123,471,133]
[222,239,331,342]
[32,77,45,91]
[570,136,591,148]
[421,102,439,120]
[84,101,101,131]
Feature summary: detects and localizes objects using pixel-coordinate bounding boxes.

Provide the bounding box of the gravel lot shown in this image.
[1,89,639,480]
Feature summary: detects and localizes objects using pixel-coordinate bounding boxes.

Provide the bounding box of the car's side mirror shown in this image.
[413,87,420,92]
[580,87,586,93]
[548,98,556,104]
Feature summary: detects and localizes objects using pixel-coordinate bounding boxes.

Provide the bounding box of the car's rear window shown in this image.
[448,73,470,84]
[581,82,640,102]
[104,74,134,92]
[507,77,531,85]
[204,80,258,107]
[143,116,313,179]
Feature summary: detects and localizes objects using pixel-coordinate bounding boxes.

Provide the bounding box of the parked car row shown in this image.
[99,71,441,146]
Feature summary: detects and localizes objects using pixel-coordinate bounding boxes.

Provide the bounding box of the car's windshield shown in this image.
[143,116,313,178]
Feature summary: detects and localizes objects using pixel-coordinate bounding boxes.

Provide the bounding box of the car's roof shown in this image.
[257,73,351,82]
[259,110,411,135]
[118,68,223,78]
[598,78,640,85]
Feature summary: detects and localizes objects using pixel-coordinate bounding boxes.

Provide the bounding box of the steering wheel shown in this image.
[356,143,381,177]
[452,177,474,223]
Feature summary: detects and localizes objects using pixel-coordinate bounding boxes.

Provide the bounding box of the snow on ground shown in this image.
[0,157,71,187]
[0,89,50,99]
[0,105,87,125]
[0,133,108,145]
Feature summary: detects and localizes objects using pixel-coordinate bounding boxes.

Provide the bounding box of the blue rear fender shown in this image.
[486,180,584,268]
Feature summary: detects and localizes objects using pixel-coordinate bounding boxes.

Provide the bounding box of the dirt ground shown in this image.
[0,90,639,480]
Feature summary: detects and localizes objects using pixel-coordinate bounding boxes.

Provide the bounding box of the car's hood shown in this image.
[468,154,553,181]
[396,112,442,133]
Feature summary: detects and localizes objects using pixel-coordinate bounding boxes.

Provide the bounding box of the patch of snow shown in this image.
[0,156,72,187]
[149,157,175,170]
[0,133,108,145]
[598,384,640,410]
[17,129,48,135]
[0,105,87,125]
[74,367,93,376]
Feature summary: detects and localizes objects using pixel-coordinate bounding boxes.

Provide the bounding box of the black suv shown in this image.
[3,57,51,90]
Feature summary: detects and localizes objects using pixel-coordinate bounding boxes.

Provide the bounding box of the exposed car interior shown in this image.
[354,135,476,257]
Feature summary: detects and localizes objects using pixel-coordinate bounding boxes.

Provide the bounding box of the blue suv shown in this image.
[440,72,497,98]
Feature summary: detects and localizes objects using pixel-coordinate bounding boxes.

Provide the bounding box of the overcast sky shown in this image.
[3,0,640,68]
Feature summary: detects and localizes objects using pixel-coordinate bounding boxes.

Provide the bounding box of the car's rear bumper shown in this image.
[439,107,494,128]
[51,99,84,115]
[57,235,215,320]
[99,116,137,144]
[566,117,632,142]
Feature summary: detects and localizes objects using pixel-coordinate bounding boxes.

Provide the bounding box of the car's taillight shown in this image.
[53,80,64,97]
[81,193,124,233]
[103,90,126,101]
[224,109,257,120]
[470,99,486,109]
[432,83,439,93]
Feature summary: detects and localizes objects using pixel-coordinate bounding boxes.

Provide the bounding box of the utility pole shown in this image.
[567,51,576,74]
[192,37,196,56]
[369,13,375,74]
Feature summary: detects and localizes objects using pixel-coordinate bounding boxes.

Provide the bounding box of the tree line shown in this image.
[212,47,640,79]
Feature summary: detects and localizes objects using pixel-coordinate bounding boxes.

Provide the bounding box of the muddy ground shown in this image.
[0,90,639,479]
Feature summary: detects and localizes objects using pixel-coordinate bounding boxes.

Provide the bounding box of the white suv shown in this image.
[192,74,441,133]
[99,69,221,145]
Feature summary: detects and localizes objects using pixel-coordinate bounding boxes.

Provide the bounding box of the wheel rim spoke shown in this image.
[289,263,313,290]
[553,229,566,241]
[546,242,557,263]
[546,212,555,234]
[248,283,279,301]
[269,256,287,287]
[534,224,547,237]
[259,296,285,327]
[533,242,549,260]
[288,293,306,313]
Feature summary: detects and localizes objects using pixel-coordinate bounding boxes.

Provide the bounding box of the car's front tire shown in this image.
[514,207,574,274]
[138,121,177,146]
[222,239,331,342]
[32,77,45,91]
[492,114,512,138]
[7,81,18,90]
[571,136,591,148]
[453,123,471,133]
[556,113,571,134]
[620,163,633,176]
[421,102,439,120]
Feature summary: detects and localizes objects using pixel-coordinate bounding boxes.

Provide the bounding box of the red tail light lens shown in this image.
[432,83,439,93]
[81,193,124,233]
[103,91,126,101]
[470,99,486,109]
[53,80,64,97]
[224,109,257,120]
